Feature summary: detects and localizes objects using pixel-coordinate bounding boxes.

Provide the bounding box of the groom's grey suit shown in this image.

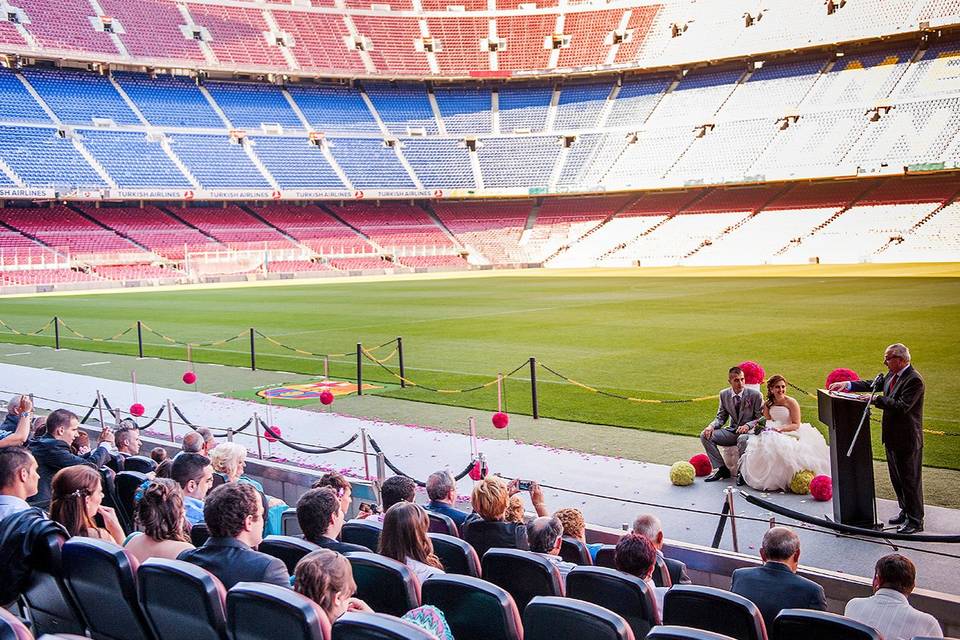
[700,387,764,471]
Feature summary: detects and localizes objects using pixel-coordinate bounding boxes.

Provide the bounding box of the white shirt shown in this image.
[405,557,444,584]
[644,577,667,615]
[844,588,942,640]
[0,494,32,521]
[535,552,577,586]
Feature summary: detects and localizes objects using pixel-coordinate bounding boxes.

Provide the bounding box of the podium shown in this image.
[817,389,878,528]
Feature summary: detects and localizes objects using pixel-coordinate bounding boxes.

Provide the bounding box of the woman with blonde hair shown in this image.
[50,465,125,545]
[461,475,543,558]
[124,478,194,563]
[378,502,445,583]
[209,441,287,534]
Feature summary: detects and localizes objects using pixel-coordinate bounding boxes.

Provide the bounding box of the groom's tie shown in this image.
[734,394,741,419]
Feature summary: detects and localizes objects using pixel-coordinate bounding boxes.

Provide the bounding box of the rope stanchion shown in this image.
[172,404,252,436]
[0,317,54,337]
[366,435,476,486]
[257,419,360,455]
[361,347,526,394]
[57,320,135,343]
[254,330,356,359]
[538,362,718,404]
[79,398,99,425]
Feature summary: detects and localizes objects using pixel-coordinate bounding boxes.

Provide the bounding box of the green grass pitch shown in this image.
[1,266,958,469]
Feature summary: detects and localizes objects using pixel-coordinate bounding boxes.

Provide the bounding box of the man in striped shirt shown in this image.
[845,554,942,640]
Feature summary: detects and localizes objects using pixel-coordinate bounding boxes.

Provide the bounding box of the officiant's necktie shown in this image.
[888,373,900,395]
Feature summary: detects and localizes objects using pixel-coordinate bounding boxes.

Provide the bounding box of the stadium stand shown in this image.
[0,68,50,123]
[204,81,303,130]
[95,0,206,62]
[327,138,416,189]
[9,0,119,54]
[22,67,140,126]
[0,206,145,257]
[401,138,476,189]
[250,204,374,255]
[165,134,272,189]
[0,125,107,188]
[364,83,439,136]
[184,3,287,68]
[286,85,381,134]
[248,137,346,190]
[79,130,193,188]
[113,73,224,129]
[433,86,492,135]
[79,206,221,260]
[169,205,300,250]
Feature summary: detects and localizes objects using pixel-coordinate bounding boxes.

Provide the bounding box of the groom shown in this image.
[700,366,764,485]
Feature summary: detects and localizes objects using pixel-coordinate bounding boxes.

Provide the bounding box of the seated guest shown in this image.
[209,442,283,505]
[297,487,370,553]
[312,471,353,516]
[171,453,214,525]
[615,533,666,612]
[0,395,33,448]
[107,420,142,472]
[0,447,40,520]
[180,431,204,456]
[462,476,529,558]
[845,554,943,640]
[50,465,125,545]
[294,549,453,639]
[731,527,826,628]
[124,479,194,563]
[379,502,445,583]
[527,516,576,585]
[178,483,289,589]
[29,409,114,508]
[633,513,692,585]
[424,470,469,526]
[554,507,603,562]
[154,458,173,479]
[373,475,417,521]
[150,447,168,465]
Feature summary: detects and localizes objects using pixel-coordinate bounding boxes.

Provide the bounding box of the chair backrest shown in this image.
[595,545,617,569]
[259,535,320,573]
[0,607,33,640]
[99,466,132,534]
[341,519,382,551]
[559,537,593,566]
[662,585,766,640]
[114,471,148,529]
[647,625,737,640]
[60,537,155,640]
[331,612,438,640]
[137,558,228,640]
[191,522,211,547]
[524,596,635,640]
[773,609,881,640]
[212,472,228,488]
[421,574,522,640]
[20,527,86,636]
[227,582,330,640]
[281,509,303,536]
[481,548,564,613]
[566,566,660,639]
[427,512,459,537]
[428,532,481,577]
[122,456,157,474]
[344,552,420,618]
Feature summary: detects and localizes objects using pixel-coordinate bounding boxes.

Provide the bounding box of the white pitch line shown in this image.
[3,352,31,356]
[80,361,111,367]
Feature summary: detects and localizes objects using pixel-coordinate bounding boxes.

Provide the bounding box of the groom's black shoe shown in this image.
[897,522,923,535]
[736,474,746,486]
[705,466,731,482]
[888,512,907,525]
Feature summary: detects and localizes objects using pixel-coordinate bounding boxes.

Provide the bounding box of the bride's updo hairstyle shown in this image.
[765,375,787,406]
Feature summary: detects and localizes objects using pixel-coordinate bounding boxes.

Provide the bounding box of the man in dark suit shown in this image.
[830,343,926,534]
[731,527,826,629]
[700,367,764,484]
[632,513,691,586]
[178,483,289,589]
[296,487,370,553]
[28,409,113,508]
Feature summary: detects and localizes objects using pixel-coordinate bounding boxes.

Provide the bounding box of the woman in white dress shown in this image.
[740,375,831,492]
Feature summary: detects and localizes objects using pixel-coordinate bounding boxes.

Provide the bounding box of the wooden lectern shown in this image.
[817,389,878,528]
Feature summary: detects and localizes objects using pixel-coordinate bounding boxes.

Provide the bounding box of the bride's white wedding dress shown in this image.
[740,405,831,491]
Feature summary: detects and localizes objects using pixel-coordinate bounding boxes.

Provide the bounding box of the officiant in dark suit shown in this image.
[830,343,926,534]
[700,366,764,485]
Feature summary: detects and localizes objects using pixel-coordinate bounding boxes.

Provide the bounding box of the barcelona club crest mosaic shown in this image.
[257,380,381,400]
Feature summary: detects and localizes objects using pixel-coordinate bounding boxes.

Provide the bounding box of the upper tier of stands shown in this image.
[0,0,958,78]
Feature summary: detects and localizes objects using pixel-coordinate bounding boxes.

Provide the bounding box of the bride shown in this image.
[740,374,831,492]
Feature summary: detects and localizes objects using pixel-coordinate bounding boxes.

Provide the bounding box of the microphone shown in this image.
[872,373,885,391]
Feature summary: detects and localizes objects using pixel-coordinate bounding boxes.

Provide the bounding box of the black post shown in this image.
[136,321,144,359]
[711,499,732,548]
[53,316,60,350]
[356,343,363,395]
[249,328,256,371]
[397,337,405,388]
[529,357,539,419]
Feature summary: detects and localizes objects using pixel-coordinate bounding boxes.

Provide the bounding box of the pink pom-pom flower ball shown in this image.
[738,361,766,385]
[182,371,197,385]
[265,425,281,443]
[825,368,859,388]
[492,412,510,429]
[689,453,712,477]
[469,460,485,481]
[319,390,334,405]
[810,475,833,501]
[129,403,145,417]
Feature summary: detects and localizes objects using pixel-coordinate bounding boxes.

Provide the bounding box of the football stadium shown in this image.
[0,0,959,638]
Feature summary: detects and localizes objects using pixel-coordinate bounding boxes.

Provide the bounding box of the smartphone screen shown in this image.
[517,480,532,491]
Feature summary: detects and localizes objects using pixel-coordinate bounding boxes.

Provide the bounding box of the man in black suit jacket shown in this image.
[632,513,691,586]
[731,527,826,629]
[830,343,925,534]
[296,487,371,553]
[28,409,114,508]
[178,483,289,589]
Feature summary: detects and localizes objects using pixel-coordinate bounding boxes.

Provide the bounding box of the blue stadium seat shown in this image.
[328,138,416,189]
[364,83,438,135]
[433,87,492,134]
[205,81,303,130]
[23,68,140,125]
[0,68,50,123]
[554,81,612,130]
[113,73,224,128]
[167,134,272,189]
[0,125,106,189]
[498,85,553,132]
[286,85,380,134]
[477,137,559,188]
[402,138,475,189]
[80,130,192,188]
[249,136,346,189]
